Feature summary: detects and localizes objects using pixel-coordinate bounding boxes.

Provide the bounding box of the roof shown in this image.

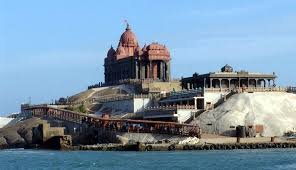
[182,71,277,81]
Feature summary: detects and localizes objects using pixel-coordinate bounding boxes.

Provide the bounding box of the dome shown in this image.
[221,64,233,72]
[146,42,170,56]
[107,46,116,58]
[147,42,165,50]
[119,23,138,47]
[144,42,170,61]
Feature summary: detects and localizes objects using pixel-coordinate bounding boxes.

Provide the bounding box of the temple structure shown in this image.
[181,64,277,90]
[104,23,171,85]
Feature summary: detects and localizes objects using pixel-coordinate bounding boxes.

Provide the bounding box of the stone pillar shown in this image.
[150,61,153,79]
[228,78,231,89]
[143,63,146,79]
[210,78,213,88]
[203,78,206,89]
[247,78,250,88]
[147,63,150,78]
[160,62,164,80]
[219,78,222,90]
[135,60,139,79]
[272,79,275,87]
[166,61,171,81]
[255,78,258,88]
[194,97,197,110]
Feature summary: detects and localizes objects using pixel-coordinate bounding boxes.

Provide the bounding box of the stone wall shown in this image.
[141,81,181,93]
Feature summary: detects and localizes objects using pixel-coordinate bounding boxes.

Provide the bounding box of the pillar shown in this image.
[150,61,153,79]
[219,78,222,90]
[210,78,213,88]
[247,78,250,88]
[194,97,197,110]
[166,61,171,81]
[203,78,206,89]
[161,61,165,80]
[135,60,139,79]
[272,79,275,87]
[228,78,231,89]
[142,63,146,79]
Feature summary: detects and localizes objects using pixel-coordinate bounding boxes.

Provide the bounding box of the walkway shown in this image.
[23,105,199,137]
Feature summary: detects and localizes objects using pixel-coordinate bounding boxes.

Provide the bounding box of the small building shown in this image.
[159,89,204,110]
[143,105,196,123]
[181,64,277,90]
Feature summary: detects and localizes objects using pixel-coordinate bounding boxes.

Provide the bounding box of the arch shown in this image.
[212,79,220,88]
[249,79,257,88]
[240,79,248,88]
[221,79,229,88]
[230,79,239,89]
[257,79,266,88]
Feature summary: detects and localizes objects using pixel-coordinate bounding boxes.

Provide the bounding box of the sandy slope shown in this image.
[195,92,296,136]
[0,117,14,128]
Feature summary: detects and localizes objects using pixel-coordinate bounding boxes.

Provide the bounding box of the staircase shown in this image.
[213,91,237,109]
[184,110,206,124]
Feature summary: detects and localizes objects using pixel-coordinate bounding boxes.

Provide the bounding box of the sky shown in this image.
[1,0,296,114]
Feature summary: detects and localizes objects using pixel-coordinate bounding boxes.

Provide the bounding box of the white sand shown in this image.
[195,92,296,136]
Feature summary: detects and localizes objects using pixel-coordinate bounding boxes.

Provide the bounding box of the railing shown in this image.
[213,91,237,109]
[145,105,196,112]
[23,105,199,137]
[92,94,151,103]
[243,87,287,92]
[205,88,231,93]
[205,87,288,93]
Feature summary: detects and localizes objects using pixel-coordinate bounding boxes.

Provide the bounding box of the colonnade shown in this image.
[183,78,276,90]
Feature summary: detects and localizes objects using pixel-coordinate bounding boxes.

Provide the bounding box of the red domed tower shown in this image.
[116,23,139,59]
[104,23,171,85]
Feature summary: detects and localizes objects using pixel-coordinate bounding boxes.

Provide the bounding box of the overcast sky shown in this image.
[1,0,296,114]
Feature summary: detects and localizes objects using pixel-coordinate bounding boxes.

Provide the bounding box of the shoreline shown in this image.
[2,141,296,152]
[23,139,296,151]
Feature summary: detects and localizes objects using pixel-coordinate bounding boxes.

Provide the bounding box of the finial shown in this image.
[124,19,130,30]
[126,23,131,30]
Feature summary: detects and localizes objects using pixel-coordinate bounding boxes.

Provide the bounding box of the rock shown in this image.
[0,117,44,149]
[2,130,25,147]
[0,136,8,148]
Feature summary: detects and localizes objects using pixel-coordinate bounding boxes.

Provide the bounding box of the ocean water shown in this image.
[0,149,296,170]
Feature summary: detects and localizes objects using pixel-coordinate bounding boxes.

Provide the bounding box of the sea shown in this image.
[0,149,295,170]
